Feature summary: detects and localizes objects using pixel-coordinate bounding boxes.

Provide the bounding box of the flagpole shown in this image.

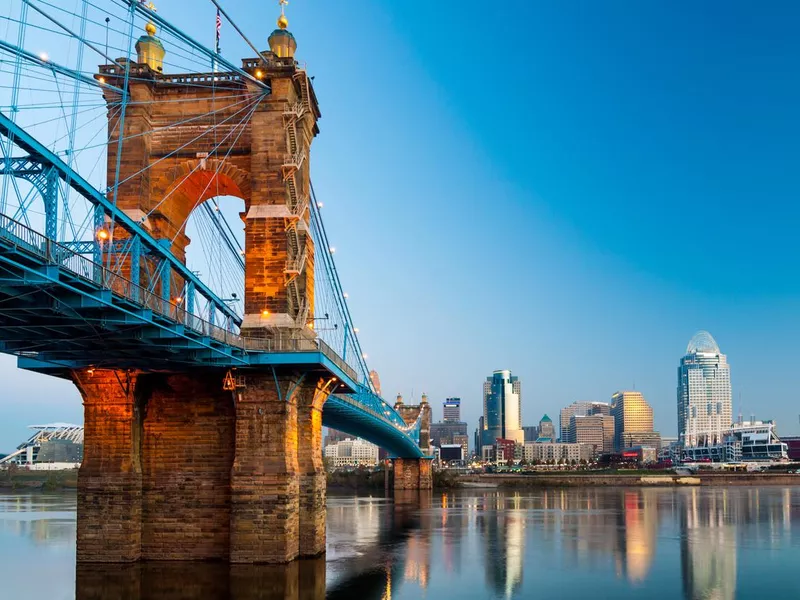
[213,8,221,73]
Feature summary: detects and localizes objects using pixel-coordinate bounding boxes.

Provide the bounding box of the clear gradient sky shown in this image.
[2,0,800,450]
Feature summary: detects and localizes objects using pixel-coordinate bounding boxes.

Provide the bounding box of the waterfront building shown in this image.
[482,370,524,446]
[323,438,380,468]
[522,425,539,442]
[495,438,517,463]
[453,434,469,458]
[611,391,654,451]
[570,414,615,457]
[443,397,462,422]
[440,444,464,463]
[0,424,83,469]
[523,441,590,463]
[783,436,800,461]
[678,331,732,449]
[621,431,662,451]
[537,414,555,442]
[430,421,468,447]
[682,420,788,462]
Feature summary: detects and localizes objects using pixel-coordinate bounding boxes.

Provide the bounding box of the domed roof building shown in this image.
[686,330,720,355]
[678,330,732,449]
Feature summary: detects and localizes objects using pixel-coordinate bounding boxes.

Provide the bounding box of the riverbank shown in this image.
[459,472,800,487]
[0,468,78,491]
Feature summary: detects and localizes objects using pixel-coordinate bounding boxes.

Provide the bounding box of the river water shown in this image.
[1,486,799,599]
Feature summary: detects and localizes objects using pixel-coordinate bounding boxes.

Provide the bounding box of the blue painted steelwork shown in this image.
[0,112,239,325]
[0,1,427,459]
[0,211,424,456]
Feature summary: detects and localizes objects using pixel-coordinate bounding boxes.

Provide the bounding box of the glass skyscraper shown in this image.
[678,331,732,448]
[611,391,654,451]
[482,370,524,446]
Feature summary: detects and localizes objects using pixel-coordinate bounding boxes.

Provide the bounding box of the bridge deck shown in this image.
[0,213,358,392]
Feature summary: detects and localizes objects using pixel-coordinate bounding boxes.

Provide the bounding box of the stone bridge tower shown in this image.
[76,9,332,567]
[98,7,319,334]
[392,393,433,490]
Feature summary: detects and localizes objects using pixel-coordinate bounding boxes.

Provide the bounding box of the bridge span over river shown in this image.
[0,0,431,563]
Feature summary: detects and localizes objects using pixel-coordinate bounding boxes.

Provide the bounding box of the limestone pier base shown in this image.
[74,369,332,564]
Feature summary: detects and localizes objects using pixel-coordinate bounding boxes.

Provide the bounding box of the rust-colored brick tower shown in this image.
[392,394,433,490]
[98,7,318,332]
[75,8,331,565]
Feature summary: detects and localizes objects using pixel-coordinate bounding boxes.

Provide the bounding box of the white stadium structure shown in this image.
[0,424,83,470]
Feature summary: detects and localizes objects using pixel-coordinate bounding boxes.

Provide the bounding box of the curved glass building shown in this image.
[482,370,524,446]
[677,331,732,448]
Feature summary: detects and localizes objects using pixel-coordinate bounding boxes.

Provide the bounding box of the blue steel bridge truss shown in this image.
[0,0,425,459]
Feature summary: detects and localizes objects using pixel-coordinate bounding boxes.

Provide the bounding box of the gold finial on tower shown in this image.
[144,2,157,36]
[277,0,289,29]
[269,0,296,58]
[136,1,165,72]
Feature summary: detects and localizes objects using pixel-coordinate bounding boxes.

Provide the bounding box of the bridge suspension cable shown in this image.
[0,0,427,453]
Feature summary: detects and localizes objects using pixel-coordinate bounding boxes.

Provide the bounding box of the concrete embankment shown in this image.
[459,472,800,488]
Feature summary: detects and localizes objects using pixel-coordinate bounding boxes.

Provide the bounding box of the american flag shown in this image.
[215,9,221,54]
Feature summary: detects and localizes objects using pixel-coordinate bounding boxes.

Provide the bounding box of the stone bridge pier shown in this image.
[391,395,433,491]
[73,367,333,564]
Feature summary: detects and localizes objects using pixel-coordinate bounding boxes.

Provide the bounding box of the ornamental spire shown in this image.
[277,0,289,30]
[144,2,157,36]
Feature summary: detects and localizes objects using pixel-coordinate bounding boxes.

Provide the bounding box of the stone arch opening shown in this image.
[184,194,246,319]
[147,159,250,263]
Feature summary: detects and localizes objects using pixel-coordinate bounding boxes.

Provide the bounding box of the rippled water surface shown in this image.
[2,487,800,599]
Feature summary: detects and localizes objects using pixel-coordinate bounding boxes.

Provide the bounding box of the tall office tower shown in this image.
[589,402,611,417]
[430,421,468,447]
[538,415,555,441]
[482,370,524,446]
[443,398,462,422]
[522,425,539,442]
[570,414,616,456]
[475,415,485,457]
[560,401,593,441]
[678,331,732,448]
[611,391,654,452]
[560,401,612,441]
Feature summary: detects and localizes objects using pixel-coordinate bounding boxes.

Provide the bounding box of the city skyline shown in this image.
[4,1,800,449]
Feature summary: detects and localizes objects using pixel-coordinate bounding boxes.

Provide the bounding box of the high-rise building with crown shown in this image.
[678,331,732,448]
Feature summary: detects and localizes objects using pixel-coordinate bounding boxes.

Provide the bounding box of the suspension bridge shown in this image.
[0,0,432,564]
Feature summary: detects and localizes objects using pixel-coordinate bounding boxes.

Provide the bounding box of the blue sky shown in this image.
[2,1,800,449]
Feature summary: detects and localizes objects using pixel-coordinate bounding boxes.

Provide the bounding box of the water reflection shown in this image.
[681,489,737,600]
[1,487,799,599]
[76,560,326,600]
